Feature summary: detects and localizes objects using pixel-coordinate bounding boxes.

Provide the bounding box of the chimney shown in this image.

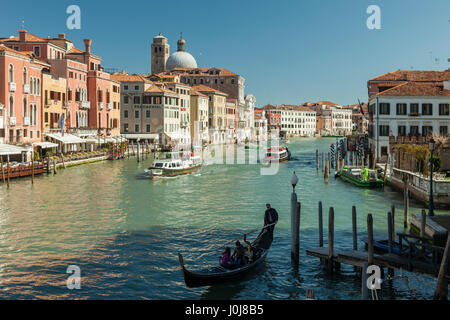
[19,30,27,42]
[58,33,66,39]
[84,39,92,54]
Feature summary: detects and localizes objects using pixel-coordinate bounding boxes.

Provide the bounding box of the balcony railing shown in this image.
[23,84,30,94]
[99,102,104,110]
[9,117,16,126]
[79,101,91,109]
[409,112,420,117]
[23,117,30,126]
[9,82,16,92]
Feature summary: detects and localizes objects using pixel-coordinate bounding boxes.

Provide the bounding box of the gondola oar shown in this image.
[231,223,276,242]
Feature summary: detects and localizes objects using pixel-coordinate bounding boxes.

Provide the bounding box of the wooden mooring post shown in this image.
[31,154,34,185]
[387,211,394,277]
[321,152,324,173]
[1,156,5,185]
[319,201,323,248]
[53,159,57,174]
[404,175,409,229]
[291,183,300,265]
[352,206,358,272]
[328,207,335,272]
[6,158,10,188]
[367,214,374,266]
[316,149,318,171]
[391,205,395,241]
[434,234,450,300]
[421,210,427,240]
[305,289,315,300]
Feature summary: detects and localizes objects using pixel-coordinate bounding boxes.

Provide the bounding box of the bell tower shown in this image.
[151,33,170,74]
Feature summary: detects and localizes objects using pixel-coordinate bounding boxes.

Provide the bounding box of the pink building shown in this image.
[0,44,48,144]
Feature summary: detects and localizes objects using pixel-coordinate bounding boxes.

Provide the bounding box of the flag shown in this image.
[58,113,65,136]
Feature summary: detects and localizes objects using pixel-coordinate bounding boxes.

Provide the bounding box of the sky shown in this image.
[1,0,449,106]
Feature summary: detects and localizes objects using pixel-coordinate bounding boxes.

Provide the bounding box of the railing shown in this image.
[79,101,91,109]
[398,232,446,276]
[23,84,30,94]
[23,117,30,126]
[9,117,16,126]
[9,82,16,92]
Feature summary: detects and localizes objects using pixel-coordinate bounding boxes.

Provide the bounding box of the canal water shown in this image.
[0,138,445,299]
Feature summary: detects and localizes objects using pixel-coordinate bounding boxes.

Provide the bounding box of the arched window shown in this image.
[23,67,27,84]
[8,64,14,82]
[23,97,27,117]
[9,96,14,117]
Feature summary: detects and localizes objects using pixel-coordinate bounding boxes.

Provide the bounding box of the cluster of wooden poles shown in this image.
[1,154,38,188]
[126,141,156,163]
[315,149,368,180]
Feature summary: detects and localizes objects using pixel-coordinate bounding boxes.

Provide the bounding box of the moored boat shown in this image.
[262,147,291,164]
[338,166,383,188]
[179,225,274,288]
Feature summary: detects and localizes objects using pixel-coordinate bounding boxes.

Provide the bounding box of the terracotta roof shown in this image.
[1,33,48,43]
[376,81,450,97]
[190,89,207,98]
[145,84,175,94]
[67,47,84,54]
[316,101,339,106]
[175,67,237,77]
[110,73,152,83]
[191,84,228,96]
[259,104,315,112]
[370,70,450,82]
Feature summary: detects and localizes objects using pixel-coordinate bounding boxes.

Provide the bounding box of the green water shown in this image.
[0,138,446,299]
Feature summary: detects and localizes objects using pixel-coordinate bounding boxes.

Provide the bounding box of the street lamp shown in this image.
[291,171,299,192]
[428,137,435,216]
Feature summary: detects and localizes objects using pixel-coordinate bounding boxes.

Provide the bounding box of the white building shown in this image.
[261,105,316,136]
[368,81,450,158]
[330,106,353,136]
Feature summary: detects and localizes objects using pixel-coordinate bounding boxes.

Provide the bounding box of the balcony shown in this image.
[9,117,16,126]
[107,103,112,111]
[79,101,91,109]
[99,102,104,110]
[409,112,420,117]
[9,82,16,92]
[63,102,69,109]
[180,121,189,128]
[23,84,30,94]
[23,117,30,126]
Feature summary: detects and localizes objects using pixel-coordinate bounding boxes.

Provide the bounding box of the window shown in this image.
[135,110,139,118]
[124,85,128,90]
[33,46,40,57]
[379,103,390,115]
[422,126,433,136]
[410,103,419,114]
[124,123,129,133]
[396,103,407,115]
[398,125,406,136]
[440,126,448,136]
[134,85,139,90]
[410,126,419,135]
[439,103,449,116]
[134,96,140,104]
[381,146,388,156]
[146,110,150,118]
[379,125,389,136]
[135,124,139,132]
[124,96,129,104]
[124,110,129,118]
[146,124,150,132]
[422,104,432,116]
[23,67,27,84]
[9,96,14,117]
[8,64,14,82]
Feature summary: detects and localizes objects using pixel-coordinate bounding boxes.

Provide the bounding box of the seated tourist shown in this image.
[231,241,246,268]
[220,247,232,269]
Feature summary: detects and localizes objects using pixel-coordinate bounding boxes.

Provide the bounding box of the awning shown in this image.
[122,134,159,140]
[85,138,100,144]
[33,142,59,149]
[45,133,87,144]
[0,144,28,155]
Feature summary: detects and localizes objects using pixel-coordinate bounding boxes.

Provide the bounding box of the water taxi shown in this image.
[262,147,291,164]
[145,153,202,178]
[337,166,384,188]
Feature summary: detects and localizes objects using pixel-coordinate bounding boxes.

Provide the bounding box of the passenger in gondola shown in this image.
[220,247,232,269]
[231,241,246,269]
[243,235,255,264]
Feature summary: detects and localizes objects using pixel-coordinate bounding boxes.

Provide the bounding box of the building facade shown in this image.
[190,89,209,145]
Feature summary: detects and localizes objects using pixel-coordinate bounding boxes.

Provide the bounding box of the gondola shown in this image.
[178,225,274,288]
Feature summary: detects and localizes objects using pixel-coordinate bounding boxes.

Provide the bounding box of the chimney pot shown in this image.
[19,30,27,42]
[58,33,66,39]
[84,39,92,54]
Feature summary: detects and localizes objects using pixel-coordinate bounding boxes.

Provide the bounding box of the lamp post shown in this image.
[428,137,435,216]
[291,172,300,265]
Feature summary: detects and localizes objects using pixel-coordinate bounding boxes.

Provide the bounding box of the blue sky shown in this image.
[2,0,449,106]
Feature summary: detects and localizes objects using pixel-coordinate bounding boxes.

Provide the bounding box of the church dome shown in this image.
[165,34,197,70]
[166,51,197,70]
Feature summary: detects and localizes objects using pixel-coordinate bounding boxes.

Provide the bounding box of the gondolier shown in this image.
[264,204,278,232]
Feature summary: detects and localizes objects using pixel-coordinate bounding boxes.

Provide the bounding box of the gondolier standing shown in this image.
[264,204,278,237]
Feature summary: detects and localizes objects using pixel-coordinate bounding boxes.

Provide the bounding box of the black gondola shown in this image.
[178,226,274,288]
